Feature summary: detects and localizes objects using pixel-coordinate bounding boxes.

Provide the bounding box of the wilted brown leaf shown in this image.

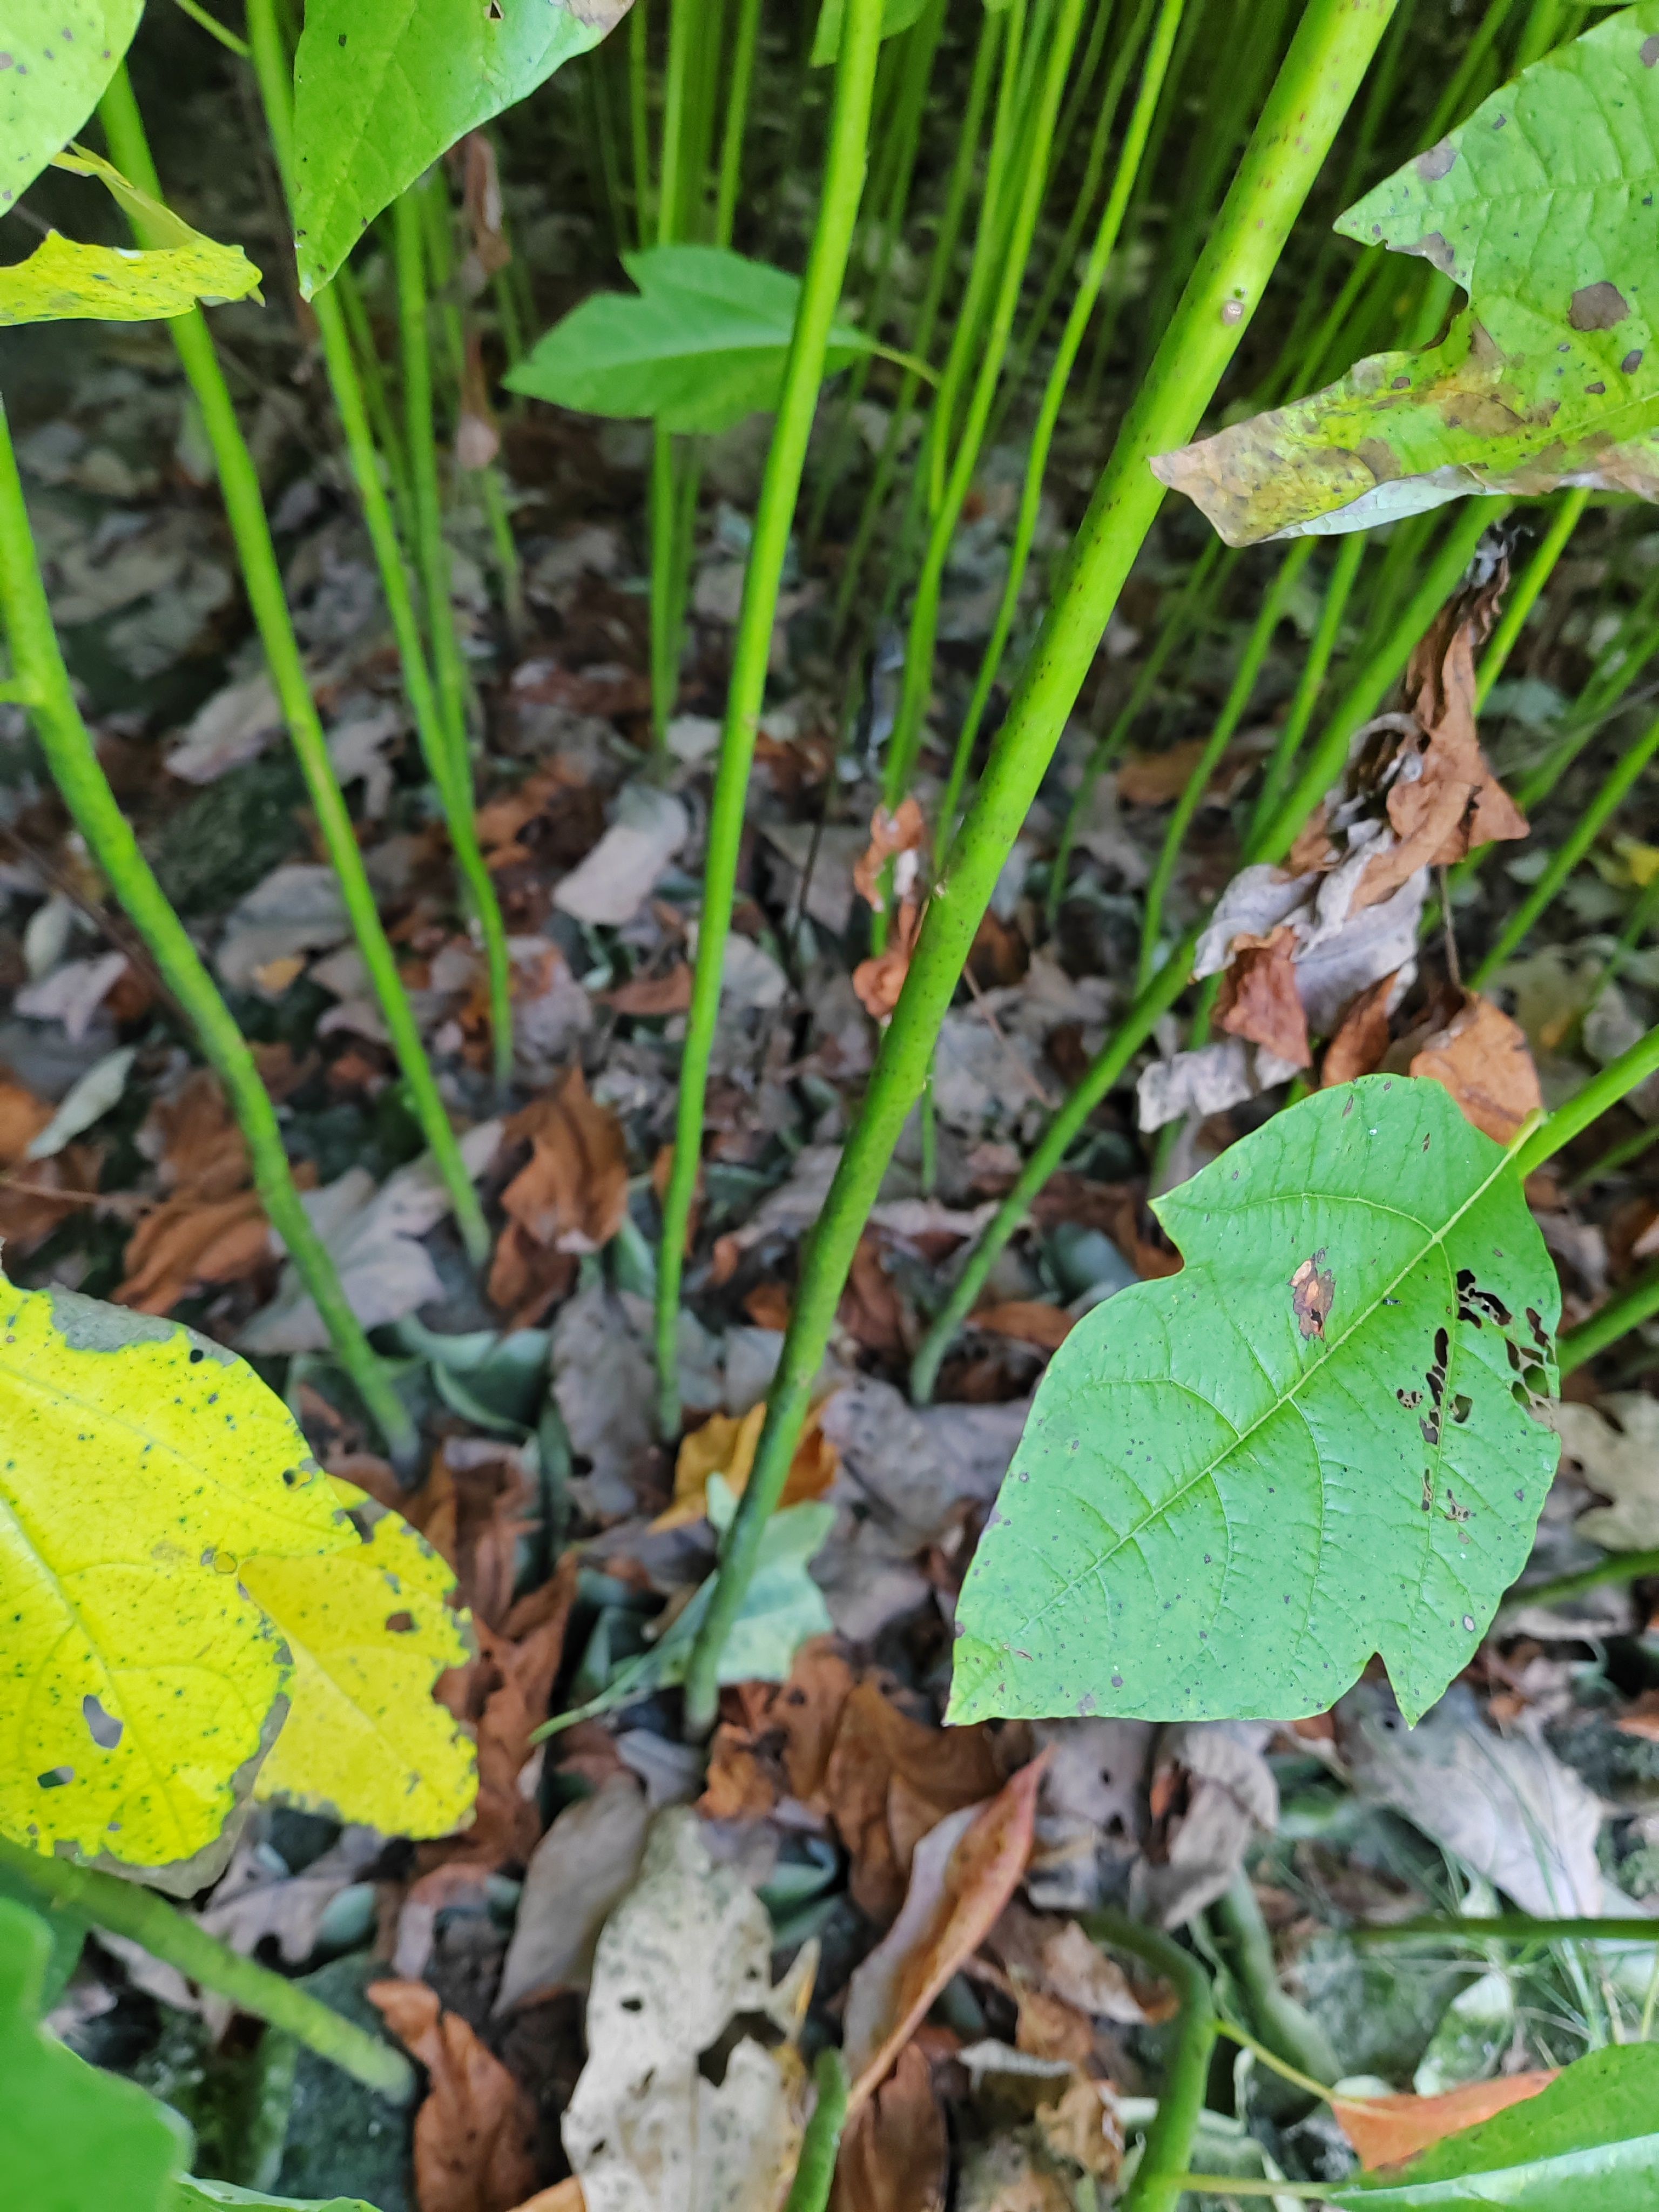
[842,1752,1050,2106]
[1215,925,1310,1068]
[1409,991,1542,1144]
[1117,736,1211,807]
[0,1065,106,1257]
[439,1553,580,1865]
[852,897,922,1022]
[489,1066,628,1324]
[970,1300,1076,1352]
[655,1401,837,1531]
[604,962,693,1016]
[1322,972,1401,1088]
[852,795,925,913]
[368,1979,539,2212]
[1333,2071,1557,2171]
[115,1071,270,1312]
[830,2042,946,2212]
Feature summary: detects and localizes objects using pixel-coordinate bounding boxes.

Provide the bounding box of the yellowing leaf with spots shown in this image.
[0,1278,350,1885]
[241,1482,475,1838]
[0,227,260,327]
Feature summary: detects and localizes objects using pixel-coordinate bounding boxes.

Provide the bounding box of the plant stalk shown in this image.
[683,0,1405,1732]
[97,68,490,1266]
[246,0,515,1091]
[0,401,414,1459]
[1087,1911,1216,2212]
[783,2048,850,2212]
[652,0,887,1441]
[0,1832,415,2103]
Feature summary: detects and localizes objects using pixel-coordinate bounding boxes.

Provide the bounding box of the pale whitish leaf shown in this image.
[292,0,633,296]
[950,1078,1559,1730]
[506,245,878,435]
[0,2,143,212]
[1154,5,1659,542]
[25,1043,133,1158]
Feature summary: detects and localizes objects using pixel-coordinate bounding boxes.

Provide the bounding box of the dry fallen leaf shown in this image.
[1333,2071,1558,2171]
[1131,1723,1278,1929]
[852,795,925,913]
[368,1978,539,2212]
[440,1553,581,1866]
[494,1775,651,2010]
[490,1065,629,1324]
[968,1300,1076,1352]
[561,1807,810,2212]
[1408,991,1542,1144]
[116,1070,269,1313]
[1544,1392,1659,1550]
[852,896,922,1022]
[654,1401,837,1531]
[842,1752,1049,2107]
[1321,972,1401,1087]
[1117,736,1215,807]
[830,2042,947,2212]
[1215,925,1311,1068]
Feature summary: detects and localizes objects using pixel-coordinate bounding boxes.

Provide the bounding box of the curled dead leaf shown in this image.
[830,2042,947,2212]
[1408,990,1541,1144]
[852,898,922,1021]
[367,1978,539,2212]
[1215,925,1311,1068]
[1333,2071,1557,2170]
[489,1065,628,1324]
[853,795,926,914]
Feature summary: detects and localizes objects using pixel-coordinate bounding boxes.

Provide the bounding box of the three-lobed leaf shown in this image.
[291,0,633,298]
[1335,2044,1659,2208]
[0,0,143,213]
[1155,3,1659,542]
[506,243,878,433]
[950,1078,1559,1731]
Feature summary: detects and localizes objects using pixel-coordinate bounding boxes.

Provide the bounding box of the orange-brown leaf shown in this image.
[1333,2071,1557,2171]
[1215,925,1311,1068]
[1410,991,1542,1144]
[488,1066,627,1322]
[831,2042,947,2212]
[367,1980,539,2212]
[970,1300,1075,1352]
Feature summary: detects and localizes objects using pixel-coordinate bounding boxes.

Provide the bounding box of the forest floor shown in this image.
[5,18,1659,2212]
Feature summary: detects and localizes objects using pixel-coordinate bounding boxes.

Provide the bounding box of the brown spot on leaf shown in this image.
[1290,1251,1336,1340]
[1569,281,1630,332]
[1624,349,1645,374]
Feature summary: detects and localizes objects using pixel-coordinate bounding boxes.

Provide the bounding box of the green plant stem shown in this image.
[1475,488,1589,710]
[1254,502,1498,867]
[938,0,1188,860]
[170,0,250,57]
[1559,1262,1659,1373]
[783,2048,849,2212]
[1137,538,1310,990]
[1472,705,1659,990]
[831,3,1001,643]
[0,1833,414,2103]
[1355,1914,1659,1946]
[1515,1019,1659,1179]
[1087,1912,1216,2212]
[97,71,490,1266]
[1245,531,1364,853]
[882,0,1084,814]
[394,187,473,793]
[333,265,416,545]
[1215,2016,1337,2106]
[0,402,414,1460]
[713,0,764,244]
[628,0,652,248]
[653,0,886,1443]
[684,0,1403,1732]
[246,0,515,1094]
[1503,1546,1659,1614]
[1207,1870,1339,2090]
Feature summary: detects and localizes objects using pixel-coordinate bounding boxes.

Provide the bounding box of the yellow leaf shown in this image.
[241,1481,476,1837]
[0,228,261,326]
[653,1404,838,1531]
[0,1276,350,1879]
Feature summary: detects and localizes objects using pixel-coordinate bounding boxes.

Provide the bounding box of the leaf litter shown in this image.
[19,21,1659,2209]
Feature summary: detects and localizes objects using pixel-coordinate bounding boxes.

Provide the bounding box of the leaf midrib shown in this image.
[1000,1143,1522,1644]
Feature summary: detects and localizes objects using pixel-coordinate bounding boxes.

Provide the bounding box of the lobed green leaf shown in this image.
[950,1079,1560,1730]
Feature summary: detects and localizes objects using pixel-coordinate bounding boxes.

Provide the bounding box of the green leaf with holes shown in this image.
[0,0,143,214]
[505,243,878,433]
[1153,3,1659,542]
[291,0,635,297]
[949,1078,1559,1731]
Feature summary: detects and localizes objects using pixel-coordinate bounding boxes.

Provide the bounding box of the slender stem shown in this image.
[783,2048,850,2212]
[1504,1545,1659,1612]
[97,70,490,1268]
[0,402,414,1459]
[334,265,416,544]
[714,0,764,244]
[1137,538,1310,991]
[1245,530,1364,853]
[1208,1870,1339,2089]
[629,0,652,249]
[1559,1263,1659,1374]
[884,0,1082,813]
[170,0,250,57]
[1475,488,1588,710]
[1355,1914,1659,1946]
[684,0,1404,1732]
[1473,706,1659,990]
[1215,2017,1338,2107]
[1087,1912,1216,2212]
[0,1833,414,2103]
[938,0,1188,859]
[246,0,514,1093]
[653,0,886,1442]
